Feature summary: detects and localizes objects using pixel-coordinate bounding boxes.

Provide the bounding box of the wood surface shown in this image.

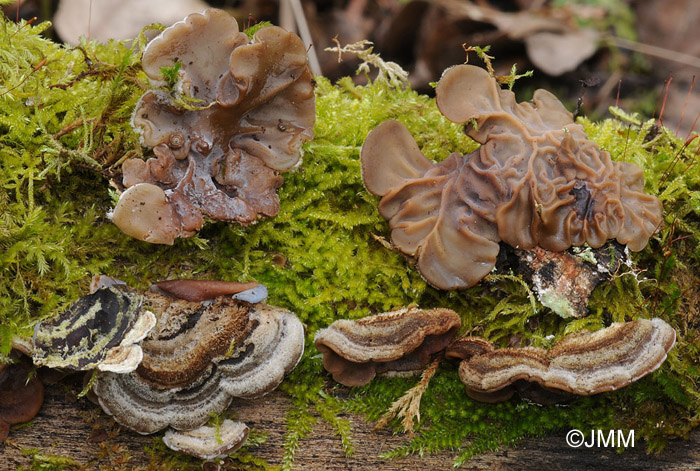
[1,375,698,470]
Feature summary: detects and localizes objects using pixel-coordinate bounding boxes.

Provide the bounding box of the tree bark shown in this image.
[1,376,698,470]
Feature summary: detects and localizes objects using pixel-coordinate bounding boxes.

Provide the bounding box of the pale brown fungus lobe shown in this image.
[314,307,461,387]
[0,353,44,443]
[152,279,262,302]
[456,318,676,402]
[361,64,663,290]
[112,8,315,244]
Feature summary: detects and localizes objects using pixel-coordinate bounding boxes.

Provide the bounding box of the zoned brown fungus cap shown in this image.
[361,64,663,290]
[457,318,676,401]
[93,293,304,434]
[314,307,461,386]
[113,8,315,244]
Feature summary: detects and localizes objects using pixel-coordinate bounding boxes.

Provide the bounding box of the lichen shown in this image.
[0,12,698,470]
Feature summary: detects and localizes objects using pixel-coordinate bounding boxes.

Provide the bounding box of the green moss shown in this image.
[1,13,698,469]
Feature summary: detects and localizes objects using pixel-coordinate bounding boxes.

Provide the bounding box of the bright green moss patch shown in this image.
[1,13,699,469]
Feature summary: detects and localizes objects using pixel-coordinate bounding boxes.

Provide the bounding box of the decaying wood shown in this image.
[1,375,698,470]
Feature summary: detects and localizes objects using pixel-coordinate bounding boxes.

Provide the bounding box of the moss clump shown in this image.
[1,13,698,469]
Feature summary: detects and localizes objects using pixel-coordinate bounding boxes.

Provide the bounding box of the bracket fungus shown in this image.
[361,64,663,290]
[152,279,264,303]
[162,419,249,460]
[93,289,304,434]
[450,318,676,402]
[32,285,156,373]
[112,8,315,244]
[314,307,461,386]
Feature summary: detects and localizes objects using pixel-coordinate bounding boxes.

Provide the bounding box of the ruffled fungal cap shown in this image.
[361,64,663,290]
[93,292,304,434]
[32,285,155,373]
[314,307,461,386]
[457,318,676,401]
[163,419,249,460]
[113,8,315,244]
[0,354,44,443]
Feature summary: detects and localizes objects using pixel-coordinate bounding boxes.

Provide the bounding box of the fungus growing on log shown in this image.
[452,318,676,402]
[314,307,461,386]
[0,354,44,443]
[112,8,315,244]
[93,291,304,434]
[360,64,663,290]
[32,285,156,373]
[163,419,249,460]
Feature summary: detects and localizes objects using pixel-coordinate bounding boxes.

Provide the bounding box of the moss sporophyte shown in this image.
[0,11,699,469]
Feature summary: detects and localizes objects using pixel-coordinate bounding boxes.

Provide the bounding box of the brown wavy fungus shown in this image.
[361,64,663,290]
[112,9,315,244]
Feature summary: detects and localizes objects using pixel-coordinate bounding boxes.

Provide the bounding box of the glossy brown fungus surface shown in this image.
[112,8,315,244]
[361,64,663,290]
[314,307,461,386]
[0,354,44,443]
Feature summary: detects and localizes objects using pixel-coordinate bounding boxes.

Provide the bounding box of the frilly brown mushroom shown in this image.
[93,291,304,434]
[163,419,249,460]
[314,307,461,386]
[0,353,44,443]
[361,64,663,290]
[32,285,156,373]
[112,8,315,244]
[451,318,676,402]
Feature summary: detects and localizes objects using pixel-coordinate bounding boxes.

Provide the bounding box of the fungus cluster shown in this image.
[94,293,304,434]
[25,276,304,459]
[361,64,663,290]
[447,318,676,403]
[112,8,315,244]
[314,307,461,386]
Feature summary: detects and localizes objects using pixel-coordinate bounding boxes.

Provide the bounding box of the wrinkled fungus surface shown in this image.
[94,291,304,434]
[361,64,663,290]
[314,307,461,386]
[113,8,315,244]
[455,318,676,402]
